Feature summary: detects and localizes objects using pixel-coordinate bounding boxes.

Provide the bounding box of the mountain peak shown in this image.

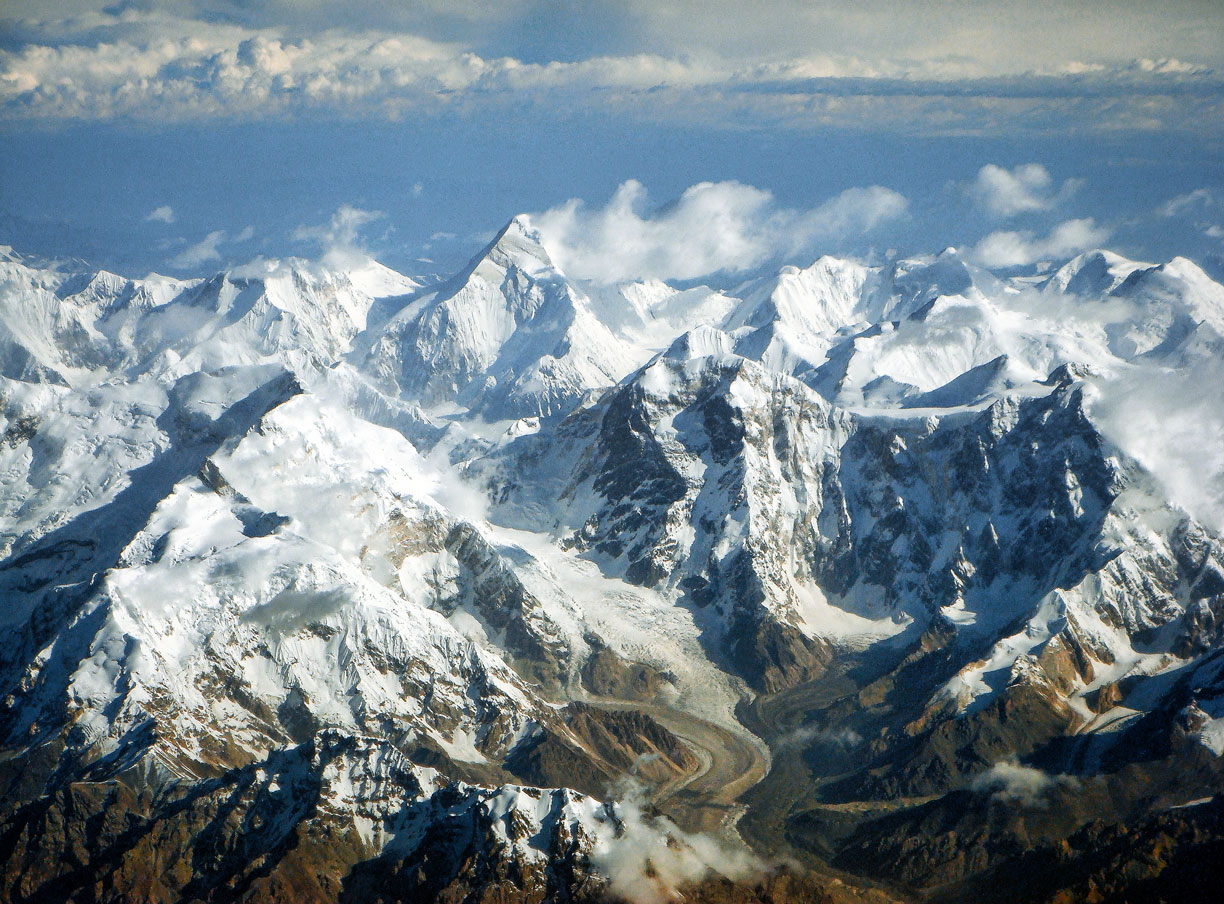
[1159,255,1212,283]
[476,215,555,278]
[1046,248,1146,295]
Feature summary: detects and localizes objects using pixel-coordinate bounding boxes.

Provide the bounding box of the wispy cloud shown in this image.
[1091,353,1224,534]
[591,775,763,904]
[293,204,383,268]
[1160,188,1219,218]
[531,179,907,283]
[170,229,225,269]
[969,760,1079,807]
[168,225,253,270]
[1157,188,1224,244]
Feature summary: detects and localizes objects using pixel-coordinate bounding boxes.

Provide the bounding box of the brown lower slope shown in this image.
[734,635,1224,904]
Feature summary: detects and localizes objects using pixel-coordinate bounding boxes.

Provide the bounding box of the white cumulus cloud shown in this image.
[971,217,1110,267]
[531,179,906,283]
[968,163,1080,217]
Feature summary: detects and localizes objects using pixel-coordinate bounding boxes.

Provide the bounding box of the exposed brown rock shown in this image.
[579,646,666,703]
[506,703,697,797]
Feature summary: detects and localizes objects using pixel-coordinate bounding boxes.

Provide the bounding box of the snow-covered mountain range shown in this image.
[2,220,1223,902]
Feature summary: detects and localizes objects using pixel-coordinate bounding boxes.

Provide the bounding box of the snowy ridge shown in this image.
[354,218,641,418]
[3,224,1224,898]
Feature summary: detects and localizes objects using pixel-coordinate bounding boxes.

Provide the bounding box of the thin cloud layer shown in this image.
[531,179,907,283]
[5,2,1222,75]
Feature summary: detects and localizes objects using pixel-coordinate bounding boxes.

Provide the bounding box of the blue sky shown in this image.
[2,1,1222,281]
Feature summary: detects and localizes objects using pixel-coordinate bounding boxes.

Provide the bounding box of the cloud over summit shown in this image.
[293,205,385,269]
[972,218,1110,268]
[531,179,907,283]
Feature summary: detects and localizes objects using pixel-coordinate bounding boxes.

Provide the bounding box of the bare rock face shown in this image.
[507,703,699,797]
[578,645,667,702]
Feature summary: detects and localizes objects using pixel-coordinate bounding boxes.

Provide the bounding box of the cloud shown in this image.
[0,26,481,120]
[968,163,1080,217]
[1090,356,1224,534]
[775,724,862,751]
[531,179,906,283]
[0,9,1221,138]
[969,760,1078,807]
[971,218,1110,267]
[166,225,253,270]
[1157,189,1224,242]
[145,204,175,224]
[1132,57,1207,75]
[1159,188,1219,218]
[591,776,764,904]
[170,229,225,269]
[810,185,911,235]
[533,180,773,283]
[293,204,384,269]
[6,2,1223,76]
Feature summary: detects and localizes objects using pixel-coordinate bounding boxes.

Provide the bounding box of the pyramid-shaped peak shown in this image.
[476,215,556,278]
